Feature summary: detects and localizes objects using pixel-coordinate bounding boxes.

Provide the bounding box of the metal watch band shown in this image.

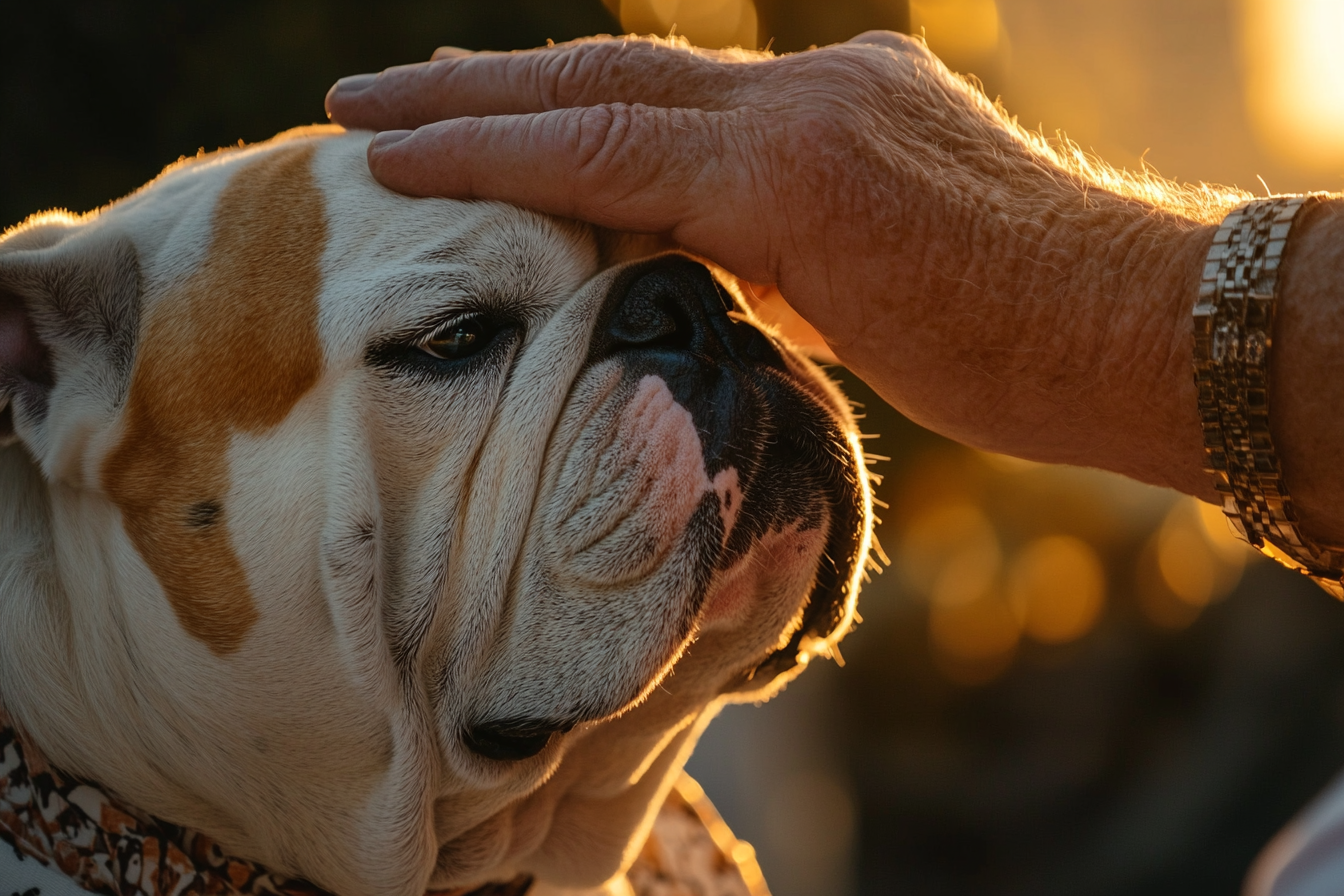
[1193,195,1344,599]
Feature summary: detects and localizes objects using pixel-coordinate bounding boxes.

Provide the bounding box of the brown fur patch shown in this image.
[103,144,325,653]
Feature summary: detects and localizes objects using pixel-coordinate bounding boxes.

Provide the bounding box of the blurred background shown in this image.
[6,1,1344,894]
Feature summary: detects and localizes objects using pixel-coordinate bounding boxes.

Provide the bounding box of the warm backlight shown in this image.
[1242,0,1344,171]
[1006,536,1106,645]
[615,0,759,49]
[1137,498,1248,629]
[910,0,1001,59]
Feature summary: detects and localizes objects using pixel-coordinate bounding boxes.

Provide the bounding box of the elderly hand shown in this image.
[325,34,1344,542]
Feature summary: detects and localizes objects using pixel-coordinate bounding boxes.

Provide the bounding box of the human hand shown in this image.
[326,34,1218,496]
[326,34,970,350]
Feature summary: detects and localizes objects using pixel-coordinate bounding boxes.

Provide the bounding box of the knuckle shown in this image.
[569,104,706,186]
[528,52,564,109]
[545,36,711,109]
[774,69,878,133]
[421,56,459,89]
[543,39,627,108]
[776,38,937,121]
[836,31,939,82]
[849,30,924,54]
[569,104,626,174]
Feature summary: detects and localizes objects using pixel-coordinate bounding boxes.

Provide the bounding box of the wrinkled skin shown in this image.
[326,31,1344,546]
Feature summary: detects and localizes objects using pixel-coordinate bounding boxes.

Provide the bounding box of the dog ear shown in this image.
[0,219,141,454]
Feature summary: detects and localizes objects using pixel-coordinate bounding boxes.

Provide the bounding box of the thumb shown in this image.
[365,104,774,280]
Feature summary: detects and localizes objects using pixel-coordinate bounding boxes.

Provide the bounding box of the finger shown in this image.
[327,37,757,132]
[845,29,940,69]
[846,30,926,53]
[365,104,775,281]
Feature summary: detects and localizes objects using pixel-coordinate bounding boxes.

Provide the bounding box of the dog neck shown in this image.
[0,703,533,896]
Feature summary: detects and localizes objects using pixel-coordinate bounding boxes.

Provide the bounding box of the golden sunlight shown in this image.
[926,519,1016,681]
[909,0,1005,81]
[910,0,1000,57]
[893,450,1252,683]
[1157,515,1218,609]
[1193,497,1256,567]
[1137,499,1247,629]
[898,502,1000,595]
[977,450,1041,474]
[615,0,759,49]
[1006,536,1106,645]
[1242,0,1344,172]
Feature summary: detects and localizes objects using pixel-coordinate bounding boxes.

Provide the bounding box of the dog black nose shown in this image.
[595,257,782,367]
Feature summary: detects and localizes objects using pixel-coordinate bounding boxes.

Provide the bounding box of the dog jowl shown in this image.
[0,127,873,896]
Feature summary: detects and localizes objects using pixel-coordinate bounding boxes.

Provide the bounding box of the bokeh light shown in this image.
[1137,498,1249,629]
[1194,495,1257,565]
[613,0,760,48]
[893,446,1190,683]
[1006,535,1106,645]
[897,501,999,595]
[1135,534,1203,630]
[1241,0,1344,172]
[929,582,1020,683]
[910,0,1002,61]
[1158,511,1219,608]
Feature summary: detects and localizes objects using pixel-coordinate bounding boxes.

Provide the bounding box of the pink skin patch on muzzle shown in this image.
[615,376,824,630]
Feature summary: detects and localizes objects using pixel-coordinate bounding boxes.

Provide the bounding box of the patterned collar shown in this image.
[0,707,532,896]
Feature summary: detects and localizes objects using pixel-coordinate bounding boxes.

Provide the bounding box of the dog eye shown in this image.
[366,313,518,376]
[419,318,492,361]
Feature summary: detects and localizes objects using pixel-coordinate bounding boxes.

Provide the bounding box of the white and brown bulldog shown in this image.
[0,126,872,896]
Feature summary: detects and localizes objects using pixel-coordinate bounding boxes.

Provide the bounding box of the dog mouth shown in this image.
[584,256,867,683]
[725,389,867,686]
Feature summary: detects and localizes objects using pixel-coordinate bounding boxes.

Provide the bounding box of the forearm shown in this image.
[825,188,1215,485]
[830,171,1344,545]
[782,72,1224,491]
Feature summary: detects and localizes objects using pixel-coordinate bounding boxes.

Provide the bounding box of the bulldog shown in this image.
[0,126,872,896]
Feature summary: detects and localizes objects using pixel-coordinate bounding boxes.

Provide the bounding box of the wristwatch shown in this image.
[1194,195,1344,599]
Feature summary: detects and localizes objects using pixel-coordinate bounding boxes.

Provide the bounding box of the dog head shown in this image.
[0,127,872,895]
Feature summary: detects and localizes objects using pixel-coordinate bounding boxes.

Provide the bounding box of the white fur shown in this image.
[0,128,871,895]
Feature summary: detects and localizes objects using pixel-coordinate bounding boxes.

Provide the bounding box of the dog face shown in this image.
[0,128,871,895]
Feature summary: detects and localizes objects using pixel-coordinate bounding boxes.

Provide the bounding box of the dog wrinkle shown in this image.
[433,808,518,881]
[546,365,625,523]
[559,376,715,578]
[102,144,325,654]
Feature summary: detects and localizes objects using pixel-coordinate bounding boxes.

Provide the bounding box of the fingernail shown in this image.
[333,73,379,95]
[432,46,472,60]
[371,130,414,151]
